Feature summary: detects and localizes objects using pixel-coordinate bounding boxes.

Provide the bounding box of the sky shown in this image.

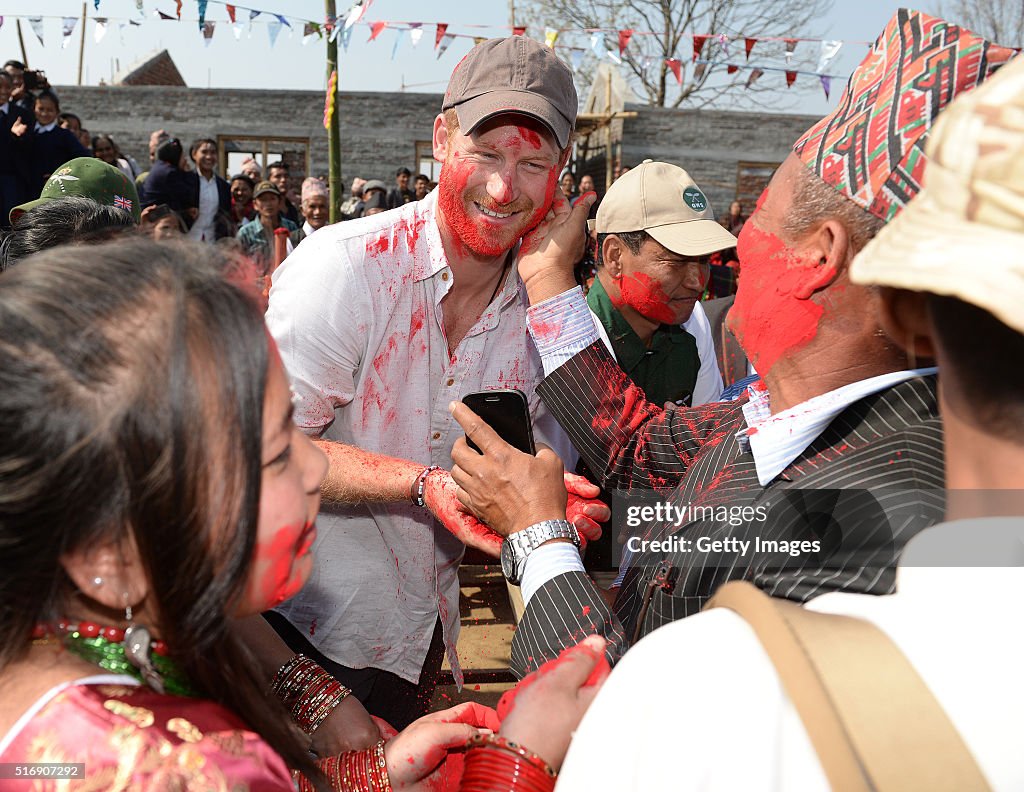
[0,0,944,118]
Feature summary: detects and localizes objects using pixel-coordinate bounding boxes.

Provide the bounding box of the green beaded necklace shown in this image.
[41,627,197,698]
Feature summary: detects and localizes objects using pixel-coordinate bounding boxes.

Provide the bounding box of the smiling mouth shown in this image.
[474,202,516,219]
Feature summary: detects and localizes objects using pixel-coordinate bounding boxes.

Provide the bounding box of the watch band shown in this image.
[502,519,580,585]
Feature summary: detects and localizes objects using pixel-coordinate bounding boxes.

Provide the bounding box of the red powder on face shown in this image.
[754,187,770,213]
[614,272,677,325]
[256,522,315,609]
[730,215,823,376]
[516,125,543,149]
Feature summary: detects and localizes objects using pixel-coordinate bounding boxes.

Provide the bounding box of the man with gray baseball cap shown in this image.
[252,35,606,740]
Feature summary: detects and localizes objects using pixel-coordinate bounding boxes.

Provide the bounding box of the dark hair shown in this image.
[3,59,25,72]
[929,294,1024,442]
[363,191,387,211]
[414,173,430,184]
[190,137,217,159]
[267,160,288,173]
[396,167,411,178]
[0,239,326,788]
[230,174,255,188]
[156,138,183,166]
[34,89,60,111]
[91,133,119,153]
[58,112,81,126]
[0,72,11,85]
[596,230,649,268]
[1,197,136,271]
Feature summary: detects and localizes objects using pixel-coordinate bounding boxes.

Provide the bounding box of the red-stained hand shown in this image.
[422,469,502,558]
[563,472,608,548]
[449,402,567,537]
[518,190,597,305]
[384,702,499,790]
[497,635,610,771]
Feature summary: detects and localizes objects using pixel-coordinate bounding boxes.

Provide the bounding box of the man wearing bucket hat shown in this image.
[11,156,141,225]
[447,10,1016,675]
[257,36,606,736]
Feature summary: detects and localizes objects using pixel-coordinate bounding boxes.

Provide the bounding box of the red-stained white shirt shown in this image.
[265,191,572,684]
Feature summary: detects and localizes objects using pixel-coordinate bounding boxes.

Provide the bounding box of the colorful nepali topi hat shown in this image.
[792,9,1016,222]
[850,54,1024,336]
[12,157,142,224]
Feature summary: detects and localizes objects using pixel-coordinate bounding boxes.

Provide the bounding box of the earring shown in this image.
[93,577,103,587]
[121,593,164,693]
[124,592,133,624]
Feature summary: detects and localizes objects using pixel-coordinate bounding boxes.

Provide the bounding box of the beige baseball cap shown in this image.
[590,160,738,256]
[850,55,1024,335]
[442,36,577,149]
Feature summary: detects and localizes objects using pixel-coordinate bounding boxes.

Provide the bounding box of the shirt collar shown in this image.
[0,102,8,115]
[302,220,316,236]
[35,120,57,133]
[737,367,939,486]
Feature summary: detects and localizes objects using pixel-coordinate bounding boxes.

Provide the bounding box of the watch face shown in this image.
[500,539,518,584]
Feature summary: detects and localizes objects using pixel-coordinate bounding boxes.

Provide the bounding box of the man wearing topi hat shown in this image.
[447,10,1016,674]
[255,36,607,737]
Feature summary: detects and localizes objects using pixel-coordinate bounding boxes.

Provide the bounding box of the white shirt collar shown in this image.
[0,102,8,115]
[302,220,316,236]
[737,367,938,486]
[35,120,57,133]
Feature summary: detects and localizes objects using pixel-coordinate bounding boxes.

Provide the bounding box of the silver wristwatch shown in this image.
[501,519,580,585]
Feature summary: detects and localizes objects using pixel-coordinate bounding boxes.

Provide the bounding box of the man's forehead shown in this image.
[472,114,559,150]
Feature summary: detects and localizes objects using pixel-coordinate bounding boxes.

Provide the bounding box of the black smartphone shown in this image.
[461,389,536,455]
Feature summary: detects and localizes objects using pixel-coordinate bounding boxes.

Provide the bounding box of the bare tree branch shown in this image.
[940,0,1023,47]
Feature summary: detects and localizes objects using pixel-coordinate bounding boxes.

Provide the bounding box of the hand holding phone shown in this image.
[461,389,535,455]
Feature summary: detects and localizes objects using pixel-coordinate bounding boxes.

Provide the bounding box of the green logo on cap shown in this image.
[683,187,707,213]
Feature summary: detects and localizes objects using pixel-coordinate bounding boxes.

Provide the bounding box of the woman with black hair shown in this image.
[0,239,507,790]
[140,137,197,217]
[11,89,90,194]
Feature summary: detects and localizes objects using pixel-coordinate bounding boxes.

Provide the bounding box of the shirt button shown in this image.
[446,378,455,387]
[432,431,441,440]
[441,272,449,281]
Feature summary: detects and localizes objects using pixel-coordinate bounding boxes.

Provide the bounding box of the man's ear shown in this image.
[602,235,623,278]
[876,287,937,359]
[432,114,449,162]
[793,218,849,300]
[60,534,149,614]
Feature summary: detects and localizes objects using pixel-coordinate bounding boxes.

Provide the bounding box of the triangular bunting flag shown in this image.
[231,22,243,40]
[344,2,367,30]
[175,0,182,20]
[819,74,831,99]
[618,29,632,56]
[226,5,236,23]
[327,23,340,43]
[785,70,797,87]
[94,0,100,8]
[409,24,423,47]
[434,23,447,48]
[692,35,708,62]
[512,26,525,36]
[745,68,763,88]
[744,37,756,60]
[249,9,260,21]
[94,18,108,44]
[203,21,215,46]
[666,58,682,84]
[436,33,455,58]
[544,28,559,48]
[302,22,320,45]
[135,0,144,16]
[727,64,738,74]
[816,40,842,73]
[590,31,605,59]
[267,18,282,47]
[276,15,291,28]
[157,11,175,21]
[198,0,207,30]
[368,21,386,41]
[323,69,337,129]
[61,17,77,48]
[391,28,404,59]
[28,17,44,46]
[606,49,621,65]
[569,48,584,71]
[694,62,707,81]
[717,33,729,57]
[784,38,797,63]
[340,25,353,51]
[640,55,654,78]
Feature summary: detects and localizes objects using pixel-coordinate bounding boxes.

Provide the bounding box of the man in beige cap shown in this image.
[587,160,733,410]
[447,10,1015,677]
[252,36,606,738]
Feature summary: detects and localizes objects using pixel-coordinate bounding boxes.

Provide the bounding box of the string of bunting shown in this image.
[17,1,950,96]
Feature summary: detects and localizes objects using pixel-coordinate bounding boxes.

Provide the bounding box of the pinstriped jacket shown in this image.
[510,342,944,678]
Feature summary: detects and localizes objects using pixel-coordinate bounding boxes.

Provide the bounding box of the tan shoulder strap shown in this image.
[706,581,990,792]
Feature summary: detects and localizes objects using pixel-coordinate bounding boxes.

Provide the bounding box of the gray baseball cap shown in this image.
[442,36,577,149]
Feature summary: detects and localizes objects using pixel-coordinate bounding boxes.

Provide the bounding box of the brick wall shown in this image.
[56,84,817,212]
